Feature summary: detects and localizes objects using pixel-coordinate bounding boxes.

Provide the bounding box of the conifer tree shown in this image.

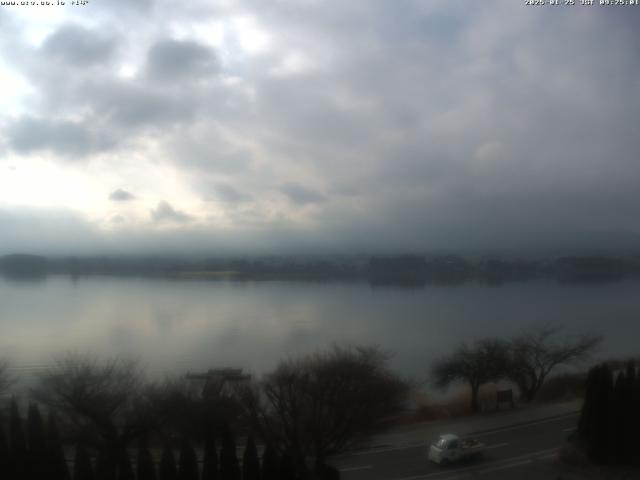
[74,444,95,480]
[137,437,157,480]
[278,452,295,480]
[178,438,199,480]
[0,423,10,478]
[10,399,28,479]
[592,364,613,464]
[578,365,598,440]
[96,447,118,480]
[27,403,48,479]
[159,444,178,480]
[46,412,71,480]
[611,372,626,464]
[624,360,636,384]
[579,362,640,466]
[219,427,240,480]
[260,444,278,480]
[117,448,135,480]
[634,371,640,466]
[314,461,341,480]
[202,437,219,480]
[622,361,636,464]
[242,436,260,480]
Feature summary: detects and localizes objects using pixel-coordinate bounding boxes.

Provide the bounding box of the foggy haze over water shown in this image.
[1,275,637,381]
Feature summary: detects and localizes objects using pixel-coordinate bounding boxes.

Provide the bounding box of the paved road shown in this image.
[331,412,579,480]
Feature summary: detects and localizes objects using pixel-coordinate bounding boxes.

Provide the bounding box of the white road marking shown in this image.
[536,453,557,460]
[391,447,559,480]
[478,459,532,474]
[339,465,372,472]
[562,427,576,432]
[472,413,579,438]
[337,413,577,460]
[342,444,424,457]
[484,442,509,450]
[340,441,509,459]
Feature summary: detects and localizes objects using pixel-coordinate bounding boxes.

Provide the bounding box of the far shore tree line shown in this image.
[0,327,603,478]
[4,252,640,285]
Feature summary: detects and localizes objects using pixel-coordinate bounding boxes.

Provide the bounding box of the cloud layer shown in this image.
[1,1,639,255]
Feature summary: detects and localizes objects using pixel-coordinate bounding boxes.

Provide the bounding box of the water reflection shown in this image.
[0,276,637,384]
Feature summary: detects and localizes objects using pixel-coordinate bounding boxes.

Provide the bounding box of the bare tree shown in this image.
[507,326,601,402]
[431,339,510,413]
[32,353,160,453]
[237,345,408,472]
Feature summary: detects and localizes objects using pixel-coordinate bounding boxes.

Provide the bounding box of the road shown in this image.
[331,412,579,480]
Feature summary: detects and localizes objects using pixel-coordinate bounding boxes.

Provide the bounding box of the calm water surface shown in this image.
[1,275,638,382]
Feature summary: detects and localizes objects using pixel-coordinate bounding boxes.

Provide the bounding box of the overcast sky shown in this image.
[0,1,639,256]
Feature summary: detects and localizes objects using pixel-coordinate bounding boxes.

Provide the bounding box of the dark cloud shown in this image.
[213,184,252,204]
[146,39,218,82]
[82,80,197,130]
[280,183,326,205]
[150,201,193,224]
[6,116,113,157]
[109,189,136,202]
[42,24,117,66]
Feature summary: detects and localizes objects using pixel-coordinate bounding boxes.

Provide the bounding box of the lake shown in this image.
[1,275,638,386]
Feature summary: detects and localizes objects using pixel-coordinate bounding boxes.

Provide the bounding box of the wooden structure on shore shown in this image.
[186,368,251,398]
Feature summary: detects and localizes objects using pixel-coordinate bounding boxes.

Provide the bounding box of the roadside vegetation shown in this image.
[431,326,601,412]
[235,345,408,472]
[575,361,640,466]
[0,346,407,479]
[0,328,617,478]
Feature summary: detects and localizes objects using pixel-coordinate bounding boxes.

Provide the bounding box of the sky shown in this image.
[0,0,639,256]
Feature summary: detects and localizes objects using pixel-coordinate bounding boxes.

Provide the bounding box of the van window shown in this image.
[435,438,447,449]
[448,440,459,450]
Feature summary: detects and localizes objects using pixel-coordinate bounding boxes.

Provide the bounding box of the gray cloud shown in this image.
[280,183,326,206]
[213,184,252,204]
[6,116,113,157]
[82,80,197,130]
[109,189,136,202]
[1,1,640,254]
[150,201,193,224]
[146,39,218,82]
[42,24,117,66]
[169,130,253,173]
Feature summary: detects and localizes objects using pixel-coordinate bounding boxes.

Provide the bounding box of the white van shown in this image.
[428,434,485,465]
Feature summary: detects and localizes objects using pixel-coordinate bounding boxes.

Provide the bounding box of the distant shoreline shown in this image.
[2,253,640,286]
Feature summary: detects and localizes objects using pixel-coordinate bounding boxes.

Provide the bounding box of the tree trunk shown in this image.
[516,373,538,403]
[470,384,480,413]
[522,387,536,402]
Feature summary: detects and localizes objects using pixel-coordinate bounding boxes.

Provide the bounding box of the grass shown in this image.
[391,372,588,426]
